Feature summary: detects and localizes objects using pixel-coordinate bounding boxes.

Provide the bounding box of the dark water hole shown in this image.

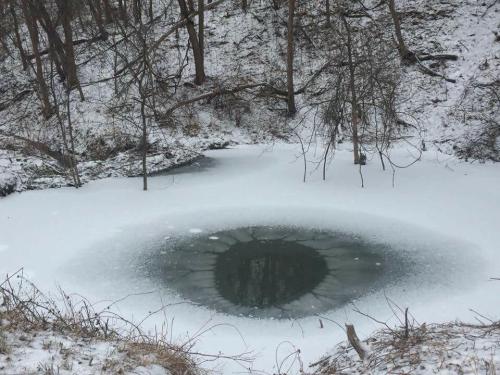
[144,226,409,318]
[215,239,328,308]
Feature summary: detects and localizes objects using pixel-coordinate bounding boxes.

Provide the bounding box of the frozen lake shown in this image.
[0,144,499,373]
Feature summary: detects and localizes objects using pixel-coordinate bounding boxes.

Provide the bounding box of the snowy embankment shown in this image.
[0,144,499,374]
[0,328,175,375]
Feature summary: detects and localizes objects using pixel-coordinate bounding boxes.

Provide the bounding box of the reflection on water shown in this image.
[144,226,409,318]
[215,239,328,308]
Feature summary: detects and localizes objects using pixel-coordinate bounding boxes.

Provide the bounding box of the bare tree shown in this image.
[178,0,206,85]
[287,0,296,116]
[340,12,360,164]
[102,0,114,24]
[56,0,85,99]
[319,1,403,174]
[387,0,413,62]
[20,0,52,118]
[198,0,205,79]
[8,0,28,70]
[87,0,107,38]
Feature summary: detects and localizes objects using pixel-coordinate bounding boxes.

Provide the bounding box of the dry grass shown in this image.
[0,269,201,374]
[312,319,500,374]
[125,342,198,375]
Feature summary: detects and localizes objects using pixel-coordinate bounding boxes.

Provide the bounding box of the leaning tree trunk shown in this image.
[20,0,52,118]
[177,0,206,85]
[9,1,28,70]
[387,0,414,62]
[286,0,296,116]
[34,1,70,79]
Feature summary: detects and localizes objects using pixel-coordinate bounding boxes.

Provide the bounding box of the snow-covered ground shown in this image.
[0,143,499,373]
[0,328,172,375]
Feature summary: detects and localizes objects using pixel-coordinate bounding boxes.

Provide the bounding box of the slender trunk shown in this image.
[141,97,148,191]
[102,0,114,24]
[49,62,80,185]
[33,1,69,79]
[325,0,331,27]
[286,0,296,116]
[198,0,204,78]
[58,0,83,98]
[88,0,107,38]
[65,88,81,187]
[118,0,128,23]
[20,0,52,118]
[241,0,247,12]
[322,141,331,181]
[148,0,153,22]
[177,0,205,85]
[9,1,28,70]
[387,0,413,61]
[341,14,360,164]
[133,0,141,23]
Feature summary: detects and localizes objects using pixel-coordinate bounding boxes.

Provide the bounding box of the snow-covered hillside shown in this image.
[0,0,498,195]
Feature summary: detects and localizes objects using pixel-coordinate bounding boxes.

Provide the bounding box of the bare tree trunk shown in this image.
[241,0,247,12]
[198,0,204,77]
[387,0,413,62]
[341,14,360,164]
[325,0,331,27]
[9,1,28,70]
[138,70,148,191]
[57,0,84,99]
[141,97,148,191]
[87,0,107,38]
[102,0,114,24]
[148,0,153,22]
[32,1,70,78]
[346,324,367,360]
[286,0,296,116]
[118,0,128,23]
[20,0,52,118]
[133,0,142,23]
[177,0,205,85]
[48,62,80,186]
[65,88,81,187]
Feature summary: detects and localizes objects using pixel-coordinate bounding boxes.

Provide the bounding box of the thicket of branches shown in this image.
[0,0,468,189]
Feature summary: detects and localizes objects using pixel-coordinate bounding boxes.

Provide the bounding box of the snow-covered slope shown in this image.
[0,0,498,195]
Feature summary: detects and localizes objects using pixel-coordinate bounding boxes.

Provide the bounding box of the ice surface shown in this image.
[0,144,499,374]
